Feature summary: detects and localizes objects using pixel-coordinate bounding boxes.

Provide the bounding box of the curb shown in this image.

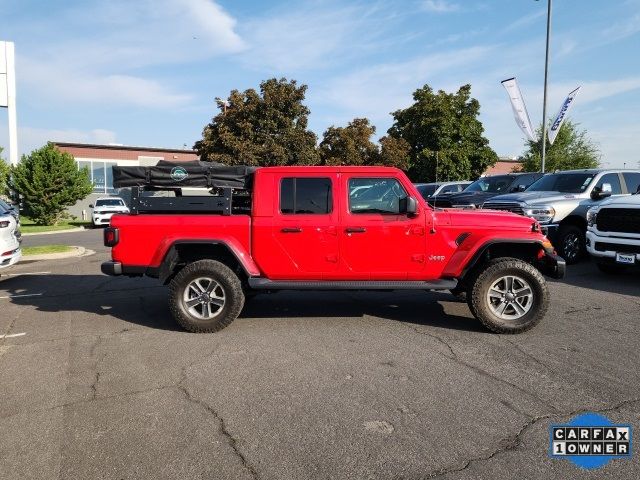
[22,246,87,261]
[21,227,88,237]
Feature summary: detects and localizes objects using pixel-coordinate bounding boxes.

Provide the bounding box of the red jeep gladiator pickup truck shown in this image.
[101,162,565,334]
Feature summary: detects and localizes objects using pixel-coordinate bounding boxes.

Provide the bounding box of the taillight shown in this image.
[0,221,10,228]
[104,227,119,247]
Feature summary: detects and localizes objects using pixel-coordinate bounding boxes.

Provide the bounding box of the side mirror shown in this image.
[89,204,94,208]
[590,186,612,200]
[405,196,418,215]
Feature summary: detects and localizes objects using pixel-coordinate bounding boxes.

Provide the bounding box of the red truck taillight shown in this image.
[104,227,119,247]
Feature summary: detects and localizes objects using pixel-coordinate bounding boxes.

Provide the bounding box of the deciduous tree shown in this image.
[387,84,497,182]
[520,120,599,172]
[194,78,319,166]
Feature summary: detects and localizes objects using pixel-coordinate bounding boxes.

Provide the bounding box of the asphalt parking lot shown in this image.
[1,229,639,480]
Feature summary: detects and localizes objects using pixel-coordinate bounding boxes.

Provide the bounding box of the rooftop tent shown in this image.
[112,160,258,190]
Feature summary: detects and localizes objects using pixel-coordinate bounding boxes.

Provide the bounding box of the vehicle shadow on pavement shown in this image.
[554,259,640,297]
[2,274,482,333]
[242,290,484,332]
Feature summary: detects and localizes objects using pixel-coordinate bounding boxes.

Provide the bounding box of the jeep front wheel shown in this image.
[468,258,549,334]
[169,259,245,333]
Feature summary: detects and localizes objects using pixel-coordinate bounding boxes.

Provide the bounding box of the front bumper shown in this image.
[538,251,566,279]
[0,248,22,270]
[540,223,560,243]
[92,213,115,225]
[586,231,640,267]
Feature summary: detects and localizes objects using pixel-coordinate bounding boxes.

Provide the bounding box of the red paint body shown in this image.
[110,167,550,280]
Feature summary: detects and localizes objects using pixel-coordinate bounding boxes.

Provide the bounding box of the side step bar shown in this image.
[247,278,457,291]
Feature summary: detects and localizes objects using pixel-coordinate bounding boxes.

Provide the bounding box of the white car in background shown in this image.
[90,197,129,227]
[0,213,21,271]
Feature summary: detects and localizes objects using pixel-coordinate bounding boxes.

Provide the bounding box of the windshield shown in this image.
[465,176,514,193]
[96,199,125,207]
[527,173,595,193]
[416,184,437,197]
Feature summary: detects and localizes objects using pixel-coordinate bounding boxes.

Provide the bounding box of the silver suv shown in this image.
[482,169,640,264]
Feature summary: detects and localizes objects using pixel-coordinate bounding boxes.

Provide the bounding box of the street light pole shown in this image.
[541,0,552,173]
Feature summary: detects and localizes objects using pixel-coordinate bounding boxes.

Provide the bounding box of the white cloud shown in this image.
[18,58,192,108]
[0,123,118,158]
[239,3,405,72]
[11,0,242,109]
[601,13,640,42]
[421,0,460,13]
[312,46,494,127]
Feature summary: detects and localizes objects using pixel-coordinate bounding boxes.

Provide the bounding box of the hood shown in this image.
[431,190,501,206]
[95,205,128,211]
[597,194,640,208]
[444,208,537,230]
[486,191,583,204]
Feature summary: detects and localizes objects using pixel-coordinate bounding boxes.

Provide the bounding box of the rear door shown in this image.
[266,174,340,279]
[339,175,427,280]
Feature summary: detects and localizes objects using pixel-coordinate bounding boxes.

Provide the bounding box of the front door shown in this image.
[339,176,427,280]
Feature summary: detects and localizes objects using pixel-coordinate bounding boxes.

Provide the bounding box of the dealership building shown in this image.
[54,142,199,219]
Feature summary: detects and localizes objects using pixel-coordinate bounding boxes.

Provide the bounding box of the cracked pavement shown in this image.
[1,229,639,479]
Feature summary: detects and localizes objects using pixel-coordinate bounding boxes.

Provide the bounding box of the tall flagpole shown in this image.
[541,0,552,173]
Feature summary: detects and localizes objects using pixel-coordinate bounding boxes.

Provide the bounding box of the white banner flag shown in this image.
[501,77,535,141]
[548,86,581,145]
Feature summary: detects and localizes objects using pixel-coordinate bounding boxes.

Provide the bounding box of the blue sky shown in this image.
[1,0,639,168]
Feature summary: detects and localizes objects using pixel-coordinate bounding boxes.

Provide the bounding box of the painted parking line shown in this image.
[0,332,26,339]
[2,271,51,276]
[0,293,44,299]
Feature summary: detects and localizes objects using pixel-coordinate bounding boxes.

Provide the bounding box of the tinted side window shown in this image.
[440,185,456,194]
[595,173,622,195]
[349,178,408,215]
[280,177,332,214]
[623,172,640,194]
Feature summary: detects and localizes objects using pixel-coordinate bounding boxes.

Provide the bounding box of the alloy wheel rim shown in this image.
[183,277,226,320]
[563,233,580,261]
[486,275,534,321]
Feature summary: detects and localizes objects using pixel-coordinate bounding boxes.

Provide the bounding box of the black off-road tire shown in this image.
[596,262,626,275]
[467,257,549,334]
[557,225,585,265]
[169,259,245,333]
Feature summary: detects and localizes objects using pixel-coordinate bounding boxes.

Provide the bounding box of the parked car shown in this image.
[0,198,19,224]
[482,169,640,264]
[415,181,471,202]
[431,173,544,209]
[0,213,21,271]
[90,197,129,227]
[586,188,640,273]
[102,163,565,334]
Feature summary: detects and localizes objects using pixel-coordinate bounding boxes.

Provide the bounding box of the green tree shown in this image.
[10,143,93,225]
[194,78,319,166]
[520,120,599,172]
[319,118,379,166]
[0,147,9,197]
[387,84,497,182]
[378,135,410,170]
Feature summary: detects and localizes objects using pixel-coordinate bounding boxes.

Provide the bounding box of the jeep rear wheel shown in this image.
[169,259,244,333]
[468,258,549,334]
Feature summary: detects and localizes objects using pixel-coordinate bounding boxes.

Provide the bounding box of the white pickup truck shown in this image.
[586,192,640,273]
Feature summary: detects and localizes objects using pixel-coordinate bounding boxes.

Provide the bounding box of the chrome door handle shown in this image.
[345,227,366,233]
[281,227,302,233]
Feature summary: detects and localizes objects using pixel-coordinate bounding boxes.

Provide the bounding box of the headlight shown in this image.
[586,207,598,227]
[523,206,555,224]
